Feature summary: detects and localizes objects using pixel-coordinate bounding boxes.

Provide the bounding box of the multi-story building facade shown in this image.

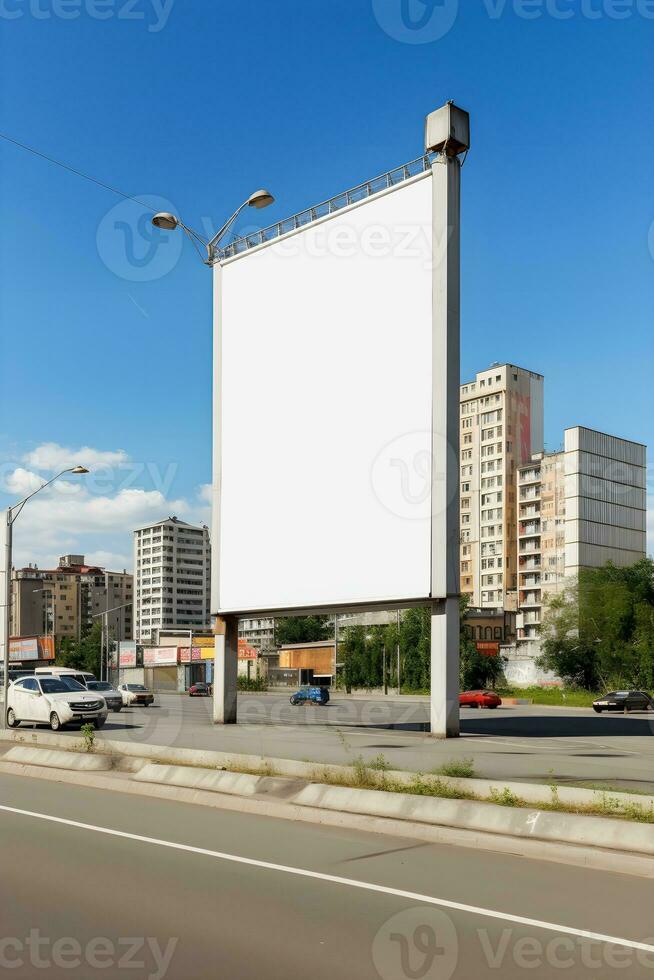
[238,616,276,654]
[11,555,133,643]
[133,517,211,643]
[459,364,544,609]
[516,427,647,641]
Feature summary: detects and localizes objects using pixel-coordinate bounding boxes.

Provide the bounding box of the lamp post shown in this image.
[91,601,132,683]
[151,188,275,266]
[32,587,55,657]
[152,190,274,720]
[2,466,89,727]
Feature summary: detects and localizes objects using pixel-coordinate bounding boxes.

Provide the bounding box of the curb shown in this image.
[1,758,653,880]
[2,737,654,878]
[3,730,652,811]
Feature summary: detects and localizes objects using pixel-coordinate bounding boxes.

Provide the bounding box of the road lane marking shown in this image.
[0,803,652,953]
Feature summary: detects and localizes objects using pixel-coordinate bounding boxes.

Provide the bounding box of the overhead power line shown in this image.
[0,130,157,212]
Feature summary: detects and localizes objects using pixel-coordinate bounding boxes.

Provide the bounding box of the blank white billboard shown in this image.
[214,173,436,614]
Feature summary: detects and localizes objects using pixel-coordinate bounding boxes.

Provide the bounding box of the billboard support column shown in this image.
[213,615,238,724]
[428,103,469,737]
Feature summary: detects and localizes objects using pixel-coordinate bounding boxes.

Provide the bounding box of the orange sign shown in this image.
[238,639,258,660]
[9,635,54,661]
[476,641,500,656]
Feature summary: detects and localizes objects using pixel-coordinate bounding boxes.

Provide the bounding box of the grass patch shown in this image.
[496,686,599,707]
[489,786,523,807]
[437,758,475,779]
[79,723,96,753]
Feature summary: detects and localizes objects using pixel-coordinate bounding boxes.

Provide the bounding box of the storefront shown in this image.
[143,646,179,692]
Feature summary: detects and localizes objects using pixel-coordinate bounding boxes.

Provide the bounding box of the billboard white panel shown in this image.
[215,174,435,613]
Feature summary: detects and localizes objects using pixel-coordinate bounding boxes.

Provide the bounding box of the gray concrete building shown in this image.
[133,517,211,643]
[516,426,647,642]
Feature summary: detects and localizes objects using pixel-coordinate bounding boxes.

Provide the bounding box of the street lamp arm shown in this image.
[9,467,85,524]
[206,200,249,251]
[91,601,133,618]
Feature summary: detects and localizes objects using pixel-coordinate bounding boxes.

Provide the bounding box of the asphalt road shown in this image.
[43,693,654,792]
[1,770,653,979]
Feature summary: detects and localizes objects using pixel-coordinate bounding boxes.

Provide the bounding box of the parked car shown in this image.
[118,683,155,707]
[459,690,502,709]
[34,667,96,688]
[86,680,123,712]
[289,686,330,706]
[188,682,211,697]
[6,676,108,731]
[593,691,652,713]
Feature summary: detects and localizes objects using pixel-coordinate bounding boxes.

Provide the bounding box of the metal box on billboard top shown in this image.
[425,102,470,156]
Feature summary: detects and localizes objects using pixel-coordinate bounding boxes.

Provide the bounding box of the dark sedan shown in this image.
[86,681,123,712]
[593,691,652,713]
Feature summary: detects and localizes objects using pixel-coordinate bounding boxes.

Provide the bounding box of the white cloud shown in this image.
[85,550,132,571]
[23,488,189,534]
[23,442,129,472]
[4,442,210,573]
[198,483,213,504]
[10,488,189,571]
[3,467,82,498]
[4,468,44,496]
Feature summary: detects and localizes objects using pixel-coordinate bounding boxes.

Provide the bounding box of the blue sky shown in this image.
[1,0,652,569]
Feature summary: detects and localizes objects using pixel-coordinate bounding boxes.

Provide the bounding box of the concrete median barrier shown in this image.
[3,746,112,772]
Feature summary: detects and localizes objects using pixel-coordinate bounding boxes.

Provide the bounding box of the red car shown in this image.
[459,690,501,709]
[188,682,211,697]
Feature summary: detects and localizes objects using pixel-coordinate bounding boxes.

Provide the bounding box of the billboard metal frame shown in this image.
[211,103,468,736]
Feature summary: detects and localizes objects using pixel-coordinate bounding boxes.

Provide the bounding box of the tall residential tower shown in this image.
[459,364,544,608]
[133,517,211,643]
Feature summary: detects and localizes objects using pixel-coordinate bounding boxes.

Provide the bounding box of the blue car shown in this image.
[289,686,330,706]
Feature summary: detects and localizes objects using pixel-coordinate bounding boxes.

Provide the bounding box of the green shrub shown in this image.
[237,675,267,692]
[438,758,475,779]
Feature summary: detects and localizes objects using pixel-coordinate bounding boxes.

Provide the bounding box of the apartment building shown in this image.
[238,616,276,654]
[460,364,544,609]
[11,555,133,642]
[133,517,211,643]
[516,427,647,641]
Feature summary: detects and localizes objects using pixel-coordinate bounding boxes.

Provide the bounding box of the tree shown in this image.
[338,596,504,693]
[274,615,333,646]
[56,622,109,678]
[458,595,504,690]
[537,559,654,690]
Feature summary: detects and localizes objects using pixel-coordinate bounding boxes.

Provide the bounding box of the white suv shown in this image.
[7,676,108,731]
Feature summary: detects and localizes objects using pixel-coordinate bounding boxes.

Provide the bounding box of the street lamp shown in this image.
[151,189,275,266]
[32,587,55,656]
[91,601,132,682]
[2,466,89,727]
